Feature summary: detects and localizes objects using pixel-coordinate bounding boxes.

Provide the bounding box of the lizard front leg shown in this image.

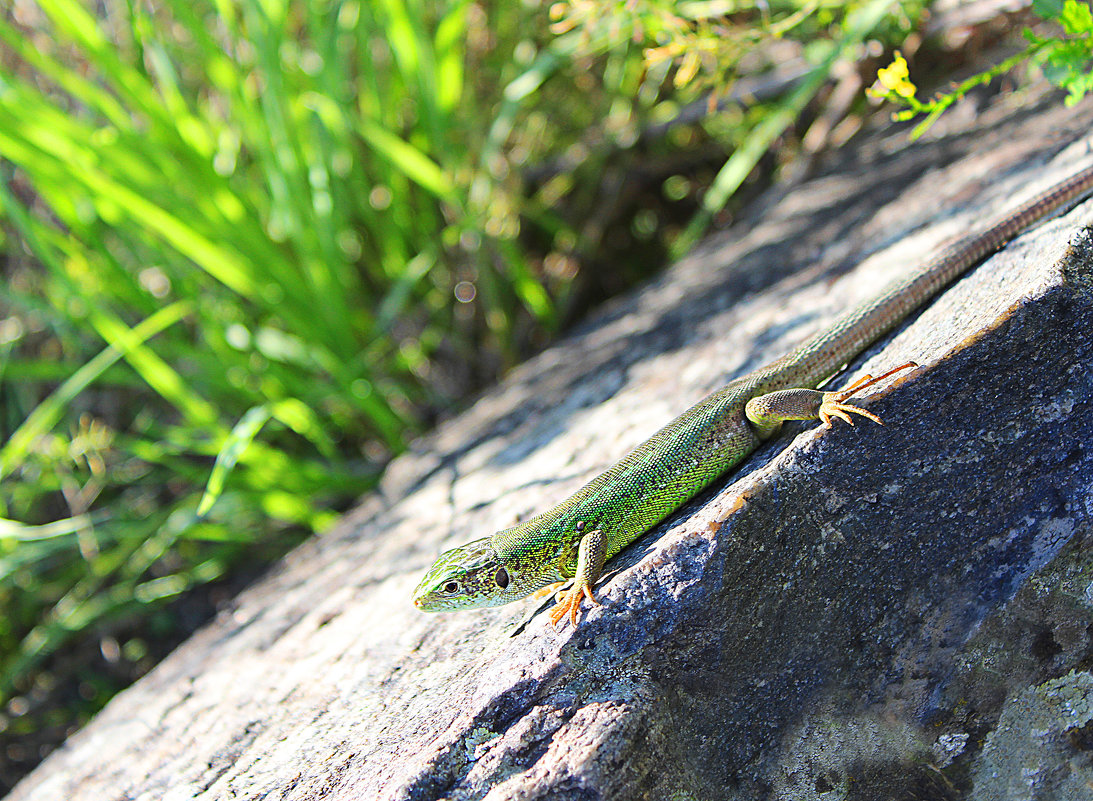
[745,362,917,438]
[548,524,607,627]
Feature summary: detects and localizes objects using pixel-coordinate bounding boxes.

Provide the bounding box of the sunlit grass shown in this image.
[0,0,554,711]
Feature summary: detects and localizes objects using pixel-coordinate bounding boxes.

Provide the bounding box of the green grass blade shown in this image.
[197,405,274,518]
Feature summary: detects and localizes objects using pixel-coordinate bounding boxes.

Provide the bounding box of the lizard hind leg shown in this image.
[745,361,918,435]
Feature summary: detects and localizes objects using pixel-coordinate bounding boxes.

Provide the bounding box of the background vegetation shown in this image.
[1,0,1089,791]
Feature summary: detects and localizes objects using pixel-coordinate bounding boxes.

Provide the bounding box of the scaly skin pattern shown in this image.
[413,161,1093,625]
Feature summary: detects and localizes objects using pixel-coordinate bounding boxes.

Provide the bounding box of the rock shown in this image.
[10,88,1093,801]
[970,670,1093,800]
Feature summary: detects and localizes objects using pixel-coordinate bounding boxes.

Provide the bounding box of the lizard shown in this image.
[412,159,1093,627]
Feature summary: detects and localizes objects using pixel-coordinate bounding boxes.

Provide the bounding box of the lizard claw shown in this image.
[819,400,881,427]
[531,581,566,601]
[820,361,917,428]
[548,583,599,628]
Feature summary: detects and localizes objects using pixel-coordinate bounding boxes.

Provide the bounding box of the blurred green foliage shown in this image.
[869,0,1093,137]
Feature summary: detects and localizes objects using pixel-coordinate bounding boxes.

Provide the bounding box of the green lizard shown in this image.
[413,161,1093,627]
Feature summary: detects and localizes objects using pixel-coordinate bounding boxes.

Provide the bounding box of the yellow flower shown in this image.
[873,51,916,100]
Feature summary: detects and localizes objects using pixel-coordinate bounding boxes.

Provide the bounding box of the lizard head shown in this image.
[413,537,532,611]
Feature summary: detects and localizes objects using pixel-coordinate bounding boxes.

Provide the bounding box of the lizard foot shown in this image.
[819,361,918,427]
[530,581,566,601]
[548,582,599,628]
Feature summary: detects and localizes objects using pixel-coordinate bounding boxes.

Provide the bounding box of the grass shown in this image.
[0,0,536,775]
[0,0,984,788]
[0,0,563,697]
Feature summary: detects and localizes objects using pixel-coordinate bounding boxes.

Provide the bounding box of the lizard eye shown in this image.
[494,567,509,589]
[443,581,460,594]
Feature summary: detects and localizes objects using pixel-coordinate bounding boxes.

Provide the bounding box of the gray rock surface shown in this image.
[10,89,1093,801]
